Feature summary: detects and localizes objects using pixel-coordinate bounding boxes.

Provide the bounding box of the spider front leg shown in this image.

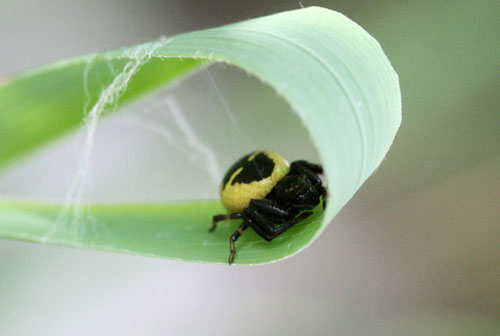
[247,198,313,241]
[292,160,324,174]
[290,160,323,187]
[249,210,314,241]
[321,186,328,209]
[249,198,290,217]
[210,212,243,232]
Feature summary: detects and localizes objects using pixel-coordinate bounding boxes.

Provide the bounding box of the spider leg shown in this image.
[290,202,316,211]
[321,186,328,209]
[291,160,323,174]
[249,199,290,217]
[210,212,243,232]
[248,210,314,241]
[229,222,248,265]
[290,161,322,186]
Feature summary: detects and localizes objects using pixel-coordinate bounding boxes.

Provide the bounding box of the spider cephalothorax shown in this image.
[210,151,327,264]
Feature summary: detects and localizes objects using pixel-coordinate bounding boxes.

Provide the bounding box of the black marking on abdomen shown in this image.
[222,153,253,187]
[231,152,274,185]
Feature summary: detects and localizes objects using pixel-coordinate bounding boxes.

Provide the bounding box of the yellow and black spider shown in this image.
[210,151,326,264]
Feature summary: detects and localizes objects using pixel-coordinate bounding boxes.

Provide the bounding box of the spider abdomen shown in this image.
[220,151,290,212]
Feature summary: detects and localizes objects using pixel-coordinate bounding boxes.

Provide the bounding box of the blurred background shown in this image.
[0,1,499,335]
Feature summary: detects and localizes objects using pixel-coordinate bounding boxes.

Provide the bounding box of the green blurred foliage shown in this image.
[351,1,500,200]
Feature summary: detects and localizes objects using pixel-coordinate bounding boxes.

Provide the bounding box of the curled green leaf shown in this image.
[0,7,401,264]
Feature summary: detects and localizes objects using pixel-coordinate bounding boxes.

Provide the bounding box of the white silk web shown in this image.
[44,42,166,242]
[41,48,259,242]
[122,94,223,193]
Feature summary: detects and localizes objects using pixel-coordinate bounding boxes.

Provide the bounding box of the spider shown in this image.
[209,151,326,264]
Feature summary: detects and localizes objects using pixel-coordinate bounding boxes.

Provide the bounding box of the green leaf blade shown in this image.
[0,57,205,168]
